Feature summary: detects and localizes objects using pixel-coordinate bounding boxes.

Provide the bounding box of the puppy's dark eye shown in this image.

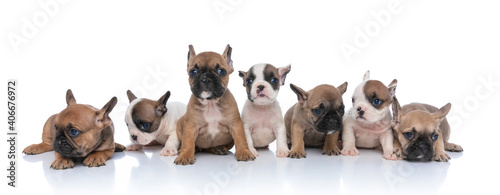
[372,99,382,105]
[189,69,197,77]
[68,128,80,137]
[403,132,414,140]
[140,123,151,131]
[352,98,355,103]
[271,78,278,84]
[313,108,322,116]
[432,134,439,141]
[217,68,226,76]
[339,105,345,114]
[246,79,253,85]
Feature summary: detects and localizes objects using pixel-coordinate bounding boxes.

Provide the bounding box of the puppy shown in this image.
[125,90,186,156]
[341,71,398,160]
[391,97,463,162]
[23,89,125,169]
[238,63,291,157]
[174,44,256,165]
[284,82,348,158]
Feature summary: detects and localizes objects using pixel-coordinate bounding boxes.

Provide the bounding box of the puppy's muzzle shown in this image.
[53,133,76,157]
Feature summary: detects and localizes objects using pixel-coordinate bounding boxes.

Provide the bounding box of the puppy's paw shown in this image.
[126,144,143,151]
[214,146,230,155]
[160,147,178,156]
[383,152,401,161]
[322,146,341,156]
[174,154,196,165]
[433,152,451,162]
[50,157,74,170]
[114,143,126,152]
[275,148,290,158]
[341,147,360,156]
[83,152,107,167]
[235,149,256,161]
[249,147,259,157]
[445,143,463,152]
[288,149,306,159]
[23,143,52,155]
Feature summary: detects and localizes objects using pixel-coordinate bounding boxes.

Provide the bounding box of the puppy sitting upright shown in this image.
[239,63,291,157]
[23,89,125,169]
[341,71,398,160]
[125,90,186,156]
[175,44,255,165]
[284,82,348,158]
[391,97,463,162]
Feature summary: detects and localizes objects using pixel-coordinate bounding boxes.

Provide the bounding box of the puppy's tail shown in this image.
[114,143,126,152]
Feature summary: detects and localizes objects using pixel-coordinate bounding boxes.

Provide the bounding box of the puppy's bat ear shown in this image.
[391,97,403,127]
[127,90,137,103]
[223,44,234,73]
[66,89,76,106]
[388,79,397,99]
[156,91,170,116]
[432,103,451,124]
[97,97,118,129]
[290,84,308,104]
[238,70,247,86]
[337,82,348,95]
[363,70,370,81]
[278,64,291,86]
[187,45,196,66]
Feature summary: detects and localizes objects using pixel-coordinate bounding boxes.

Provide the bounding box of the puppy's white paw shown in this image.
[341,147,360,156]
[126,144,143,151]
[383,152,400,161]
[160,147,178,156]
[249,147,259,157]
[275,148,290,158]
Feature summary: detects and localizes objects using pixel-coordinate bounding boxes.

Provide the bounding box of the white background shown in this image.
[1,0,499,194]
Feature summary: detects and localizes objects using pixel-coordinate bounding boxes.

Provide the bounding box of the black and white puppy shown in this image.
[125,90,186,156]
[238,63,291,157]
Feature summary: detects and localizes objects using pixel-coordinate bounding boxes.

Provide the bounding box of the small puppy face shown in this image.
[351,71,397,122]
[392,97,451,161]
[291,83,348,134]
[125,90,170,145]
[53,90,117,157]
[238,64,291,105]
[187,45,233,100]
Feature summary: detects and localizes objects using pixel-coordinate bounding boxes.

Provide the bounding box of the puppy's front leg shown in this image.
[289,122,306,158]
[161,131,180,156]
[433,131,450,162]
[231,120,256,161]
[174,122,198,165]
[83,149,113,167]
[341,122,359,156]
[322,131,341,156]
[274,123,290,158]
[379,130,398,160]
[392,135,404,159]
[243,122,258,157]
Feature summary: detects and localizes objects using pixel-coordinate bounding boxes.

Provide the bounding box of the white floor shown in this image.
[18,142,475,195]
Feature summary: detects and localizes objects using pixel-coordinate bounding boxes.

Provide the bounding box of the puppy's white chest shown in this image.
[203,102,223,138]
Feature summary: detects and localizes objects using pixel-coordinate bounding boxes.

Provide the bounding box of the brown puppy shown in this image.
[285,83,348,158]
[23,89,125,169]
[174,44,255,165]
[391,97,463,162]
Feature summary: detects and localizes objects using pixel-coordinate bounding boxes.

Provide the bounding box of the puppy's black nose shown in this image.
[201,75,212,83]
[357,107,365,117]
[131,135,137,141]
[257,85,264,91]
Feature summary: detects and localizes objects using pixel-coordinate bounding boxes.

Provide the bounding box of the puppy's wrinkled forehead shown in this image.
[308,85,343,108]
[131,100,157,122]
[363,80,391,103]
[189,52,227,69]
[401,111,438,133]
[56,104,97,129]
